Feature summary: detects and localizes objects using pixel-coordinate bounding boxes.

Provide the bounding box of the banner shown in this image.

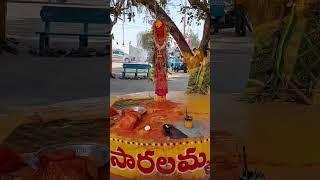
[110,134,210,179]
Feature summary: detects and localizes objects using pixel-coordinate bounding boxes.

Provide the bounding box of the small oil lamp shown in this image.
[184,108,193,129]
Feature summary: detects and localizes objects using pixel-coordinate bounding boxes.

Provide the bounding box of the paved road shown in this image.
[0,55,188,113]
[110,64,189,96]
[211,29,253,94]
[1,4,253,113]
[0,54,108,113]
[0,3,188,113]
[0,2,108,113]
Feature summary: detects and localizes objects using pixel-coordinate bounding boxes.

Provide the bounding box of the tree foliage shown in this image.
[137,31,154,51]
[188,31,200,49]
[244,0,320,104]
[180,0,208,26]
[110,0,210,54]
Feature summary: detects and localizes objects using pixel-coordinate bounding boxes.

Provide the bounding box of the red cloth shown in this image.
[153,19,168,97]
[153,20,167,45]
[0,147,25,175]
[110,107,118,117]
[155,62,168,96]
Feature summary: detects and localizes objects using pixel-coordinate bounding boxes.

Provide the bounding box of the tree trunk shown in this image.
[0,0,7,42]
[137,0,193,55]
[199,15,210,52]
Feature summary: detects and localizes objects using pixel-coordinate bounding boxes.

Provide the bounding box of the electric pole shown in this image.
[183,0,186,37]
[122,12,125,46]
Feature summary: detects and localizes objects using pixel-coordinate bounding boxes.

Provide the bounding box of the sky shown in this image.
[111,1,204,53]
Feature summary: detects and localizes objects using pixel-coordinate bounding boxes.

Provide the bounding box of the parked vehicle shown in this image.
[112,49,135,63]
[212,1,252,35]
[213,3,235,31]
[168,56,187,73]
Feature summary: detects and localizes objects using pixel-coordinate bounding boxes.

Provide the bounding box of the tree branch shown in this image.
[199,15,210,51]
[111,0,126,26]
[187,0,209,15]
[111,13,119,26]
[137,0,193,55]
[203,0,208,6]
[111,0,210,55]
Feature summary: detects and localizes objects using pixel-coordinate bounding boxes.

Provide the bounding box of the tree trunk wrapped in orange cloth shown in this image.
[152,19,169,101]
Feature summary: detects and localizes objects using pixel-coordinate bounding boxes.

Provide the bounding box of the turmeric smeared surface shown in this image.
[111,100,188,141]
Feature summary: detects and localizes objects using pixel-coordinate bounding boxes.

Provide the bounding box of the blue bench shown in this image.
[122,64,151,78]
[36,6,111,54]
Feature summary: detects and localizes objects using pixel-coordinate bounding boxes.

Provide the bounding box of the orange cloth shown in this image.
[153,19,168,97]
[155,57,168,97]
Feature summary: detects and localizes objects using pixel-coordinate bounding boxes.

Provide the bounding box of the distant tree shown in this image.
[111,0,209,56]
[137,31,154,51]
[188,31,200,49]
